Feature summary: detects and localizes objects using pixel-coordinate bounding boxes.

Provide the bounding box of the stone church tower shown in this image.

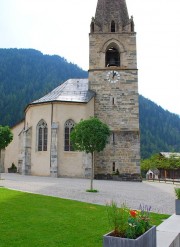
[89,0,140,175]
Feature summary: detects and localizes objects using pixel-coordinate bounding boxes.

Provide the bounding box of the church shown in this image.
[2,0,140,178]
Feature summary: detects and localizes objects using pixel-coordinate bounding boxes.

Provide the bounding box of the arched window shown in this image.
[64,119,75,151]
[91,21,95,33]
[105,46,120,67]
[37,120,48,151]
[130,16,134,32]
[111,21,115,32]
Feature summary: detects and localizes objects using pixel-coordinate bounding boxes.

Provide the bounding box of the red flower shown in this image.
[130,210,137,218]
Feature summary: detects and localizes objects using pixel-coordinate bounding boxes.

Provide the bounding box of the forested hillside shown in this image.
[0,48,179,158]
[139,96,180,158]
[0,49,87,126]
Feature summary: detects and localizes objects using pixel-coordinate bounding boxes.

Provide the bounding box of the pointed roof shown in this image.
[95,0,129,27]
[31,79,95,105]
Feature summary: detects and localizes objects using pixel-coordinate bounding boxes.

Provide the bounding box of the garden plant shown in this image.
[106,201,153,239]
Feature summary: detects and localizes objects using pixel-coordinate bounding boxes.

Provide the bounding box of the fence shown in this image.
[147,177,180,184]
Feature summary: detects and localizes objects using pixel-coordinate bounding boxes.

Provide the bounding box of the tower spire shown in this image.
[94,0,130,32]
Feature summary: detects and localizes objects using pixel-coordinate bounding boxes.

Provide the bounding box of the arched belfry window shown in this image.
[37,120,48,151]
[106,45,120,67]
[64,119,75,151]
[130,16,134,32]
[111,21,115,32]
[91,21,95,33]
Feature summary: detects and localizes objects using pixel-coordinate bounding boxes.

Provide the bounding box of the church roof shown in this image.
[31,79,95,104]
[160,152,180,158]
[95,0,129,27]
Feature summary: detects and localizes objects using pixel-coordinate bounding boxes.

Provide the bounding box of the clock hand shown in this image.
[112,71,116,79]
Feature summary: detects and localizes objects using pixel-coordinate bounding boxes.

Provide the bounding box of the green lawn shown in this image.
[0,188,169,247]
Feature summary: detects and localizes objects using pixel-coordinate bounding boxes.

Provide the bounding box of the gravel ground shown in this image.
[0,173,178,215]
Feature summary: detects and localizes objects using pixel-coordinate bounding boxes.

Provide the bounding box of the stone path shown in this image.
[0,173,178,215]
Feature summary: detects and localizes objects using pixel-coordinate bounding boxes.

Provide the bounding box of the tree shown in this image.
[141,153,180,172]
[0,125,13,150]
[0,125,13,177]
[141,154,163,172]
[70,117,110,190]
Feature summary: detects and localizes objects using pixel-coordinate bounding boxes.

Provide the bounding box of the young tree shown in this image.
[70,117,110,190]
[0,126,13,150]
[0,125,13,178]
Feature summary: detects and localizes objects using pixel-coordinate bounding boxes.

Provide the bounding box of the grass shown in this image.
[86,189,99,193]
[0,188,170,247]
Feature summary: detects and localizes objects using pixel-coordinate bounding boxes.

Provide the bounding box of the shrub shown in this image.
[175,188,180,200]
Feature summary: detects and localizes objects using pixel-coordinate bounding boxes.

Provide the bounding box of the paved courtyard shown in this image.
[0,173,178,215]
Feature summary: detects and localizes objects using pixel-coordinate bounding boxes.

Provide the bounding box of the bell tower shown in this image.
[89,0,140,175]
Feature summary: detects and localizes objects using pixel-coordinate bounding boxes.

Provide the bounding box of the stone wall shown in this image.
[94,131,140,175]
[89,69,139,131]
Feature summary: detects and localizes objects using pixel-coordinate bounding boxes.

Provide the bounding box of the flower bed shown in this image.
[103,201,156,246]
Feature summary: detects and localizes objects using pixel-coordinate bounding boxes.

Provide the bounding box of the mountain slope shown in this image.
[139,95,180,158]
[0,48,87,126]
[0,48,179,158]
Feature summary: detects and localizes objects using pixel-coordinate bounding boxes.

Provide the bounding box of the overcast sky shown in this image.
[0,0,180,115]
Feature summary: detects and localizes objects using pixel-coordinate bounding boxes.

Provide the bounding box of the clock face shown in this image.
[106,70,120,83]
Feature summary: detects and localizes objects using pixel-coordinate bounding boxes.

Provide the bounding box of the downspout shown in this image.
[50,102,54,168]
[51,102,54,125]
[24,111,27,130]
